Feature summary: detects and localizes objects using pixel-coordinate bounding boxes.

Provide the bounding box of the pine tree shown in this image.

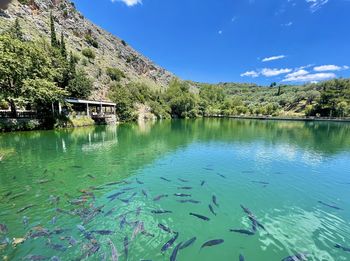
[50,12,58,48]
[60,32,67,58]
[11,18,24,41]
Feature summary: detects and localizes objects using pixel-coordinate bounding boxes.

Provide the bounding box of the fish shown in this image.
[9,192,26,200]
[239,254,245,261]
[179,237,196,250]
[189,213,210,221]
[105,181,123,186]
[174,193,191,197]
[200,180,205,186]
[160,177,171,182]
[335,243,350,252]
[46,242,67,252]
[251,181,269,185]
[104,207,116,217]
[153,194,168,201]
[87,174,96,179]
[132,221,144,240]
[212,195,219,207]
[67,236,77,246]
[242,170,254,174]
[29,230,51,239]
[229,229,255,236]
[56,208,74,216]
[91,230,114,235]
[178,178,189,182]
[51,216,57,225]
[17,204,35,213]
[123,236,129,259]
[170,242,182,261]
[318,201,342,210]
[216,173,226,178]
[119,215,127,229]
[69,198,87,205]
[108,238,119,261]
[122,187,136,191]
[23,255,48,260]
[178,186,192,190]
[203,167,214,171]
[107,191,125,202]
[158,223,173,233]
[0,224,8,234]
[240,205,253,216]
[161,232,179,252]
[200,239,224,249]
[249,216,258,232]
[177,199,200,204]
[209,204,216,216]
[71,165,83,169]
[142,189,148,198]
[136,207,142,216]
[23,216,29,227]
[120,192,137,204]
[36,179,51,184]
[281,253,308,261]
[136,178,144,184]
[151,210,172,214]
[77,224,86,232]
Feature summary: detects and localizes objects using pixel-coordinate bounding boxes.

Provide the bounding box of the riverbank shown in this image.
[209,115,350,123]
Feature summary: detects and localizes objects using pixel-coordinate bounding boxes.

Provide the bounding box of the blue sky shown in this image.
[73,0,350,85]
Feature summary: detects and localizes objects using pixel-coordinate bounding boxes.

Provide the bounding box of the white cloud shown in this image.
[283,72,336,82]
[282,22,293,27]
[261,68,292,77]
[262,55,286,62]
[112,0,142,7]
[241,71,259,78]
[286,69,309,78]
[313,64,349,72]
[306,0,329,12]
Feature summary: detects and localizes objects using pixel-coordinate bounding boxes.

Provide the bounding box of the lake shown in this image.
[0,119,350,261]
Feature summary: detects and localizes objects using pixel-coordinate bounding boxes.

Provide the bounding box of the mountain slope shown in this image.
[0,0,174,101]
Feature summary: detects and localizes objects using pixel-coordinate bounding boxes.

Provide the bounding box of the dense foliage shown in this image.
[0,17,93,117]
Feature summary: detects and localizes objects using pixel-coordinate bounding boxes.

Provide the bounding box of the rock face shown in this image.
[0,0,175,101]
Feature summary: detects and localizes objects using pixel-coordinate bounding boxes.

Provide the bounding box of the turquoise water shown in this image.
[0,119,350,260]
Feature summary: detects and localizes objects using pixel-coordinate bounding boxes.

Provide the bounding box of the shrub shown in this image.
[106,67,125,82]
[85,34,99,48]
[82,48,95,60]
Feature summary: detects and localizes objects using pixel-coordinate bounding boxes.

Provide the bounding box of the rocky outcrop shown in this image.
[0,0,175,101]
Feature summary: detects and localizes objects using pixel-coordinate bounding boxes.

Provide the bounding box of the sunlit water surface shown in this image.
[0,119,350,261]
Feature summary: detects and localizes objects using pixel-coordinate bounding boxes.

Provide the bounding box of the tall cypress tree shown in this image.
[50,12,58,48]
[11,18,24,41]
[60,32,67,58]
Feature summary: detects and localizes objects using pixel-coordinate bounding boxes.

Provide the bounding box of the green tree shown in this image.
[50,12,59,48]
[0,34,64,116]
[60,32,67,58]
[165,80,197,118]
[109,83,136,121]
[10,18,24,41]
[67,69,93,99]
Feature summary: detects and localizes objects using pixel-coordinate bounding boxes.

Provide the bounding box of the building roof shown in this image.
[65,98,116,106]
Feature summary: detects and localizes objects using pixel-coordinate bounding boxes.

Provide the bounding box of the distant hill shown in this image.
[0,0,174,101]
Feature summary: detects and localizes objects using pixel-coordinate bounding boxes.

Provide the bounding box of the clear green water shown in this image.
[0,119,350,261]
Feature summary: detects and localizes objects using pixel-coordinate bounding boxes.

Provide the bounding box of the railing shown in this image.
[0,111,38,119]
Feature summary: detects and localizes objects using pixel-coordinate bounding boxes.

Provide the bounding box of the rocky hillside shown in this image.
[0,0,174,101]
